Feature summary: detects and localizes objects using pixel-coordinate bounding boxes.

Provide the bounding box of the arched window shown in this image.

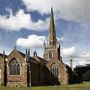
[51,63,58,78]
[9,59,20,75]
[49,51,52,58]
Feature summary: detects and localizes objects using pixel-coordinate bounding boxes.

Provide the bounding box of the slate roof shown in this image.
[18,50,25,57]
[0,49,47,64]
[37,56,48,64]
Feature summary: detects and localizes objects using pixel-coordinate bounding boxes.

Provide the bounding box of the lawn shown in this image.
[0,82,90,90]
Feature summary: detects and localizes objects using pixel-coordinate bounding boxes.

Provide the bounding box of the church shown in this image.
[0,8,71,87]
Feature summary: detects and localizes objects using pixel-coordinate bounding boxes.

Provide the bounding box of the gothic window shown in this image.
[51,63,58,78]
[9,59,20,75]
[49,51,52,58]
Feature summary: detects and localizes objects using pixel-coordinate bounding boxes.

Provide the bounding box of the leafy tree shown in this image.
[73,64,90,82]
[82,70,90,81]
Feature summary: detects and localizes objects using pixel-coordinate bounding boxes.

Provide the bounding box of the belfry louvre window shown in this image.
[51,63,58,77]
[9,59,20,75]
[49,51,52,58]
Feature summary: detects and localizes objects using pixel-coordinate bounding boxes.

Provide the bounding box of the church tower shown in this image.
[43,8,61,61]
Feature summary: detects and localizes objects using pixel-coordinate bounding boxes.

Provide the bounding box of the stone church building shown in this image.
[0,8,71,87]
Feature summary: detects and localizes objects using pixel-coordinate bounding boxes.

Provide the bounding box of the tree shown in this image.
[74,64,90,82]
[82,70,90,81]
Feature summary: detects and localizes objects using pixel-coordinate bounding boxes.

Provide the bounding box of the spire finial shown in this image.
[3,50,5,60]
[51,7,53,15]
[44,40,46,49]
[3,50,5,55]
[28,49,30,56]
[33,51,37,56]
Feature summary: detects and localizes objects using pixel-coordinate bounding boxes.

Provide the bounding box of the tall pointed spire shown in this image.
[43,8,61,61]
[48,7,57,47]
[50,7,55,31]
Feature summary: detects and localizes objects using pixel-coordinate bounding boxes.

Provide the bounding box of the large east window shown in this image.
[9,59,20,75]
[51,63,58,78]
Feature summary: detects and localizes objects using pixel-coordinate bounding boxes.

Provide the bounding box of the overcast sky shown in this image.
[0,0,90,67]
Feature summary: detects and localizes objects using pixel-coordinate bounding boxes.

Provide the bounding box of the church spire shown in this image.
[43,8,61,61]
[48,7,57,47]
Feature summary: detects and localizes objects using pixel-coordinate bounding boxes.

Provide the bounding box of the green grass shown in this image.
[0,83,90,90]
